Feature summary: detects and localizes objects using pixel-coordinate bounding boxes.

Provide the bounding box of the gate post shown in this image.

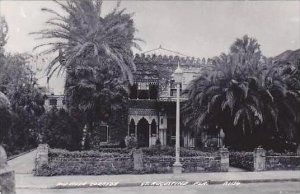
[0,146,16,194]
[253,147,266,171]
[219,147,229,172]
[133,149,143,170]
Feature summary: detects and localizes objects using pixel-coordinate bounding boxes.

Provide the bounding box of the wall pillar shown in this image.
[297,145,300,156]
[254,147,266,171]
[35,144,49,175]
[0,146,16,194]
[219,147,229,172]
[133,149,143,170]
[149,124,151,146]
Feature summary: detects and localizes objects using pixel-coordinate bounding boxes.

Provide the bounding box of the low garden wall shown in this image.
[229,147,300,171]
[35,144,229,176]
[266,155,300,170]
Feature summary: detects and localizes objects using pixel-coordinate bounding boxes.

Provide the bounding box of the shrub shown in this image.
[142,146,217,157]
[229,151,254,171]
[119,139,126,148]
[125,135,137,149]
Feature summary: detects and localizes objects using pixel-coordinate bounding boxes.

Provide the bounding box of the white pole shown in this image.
[173,81,182,174]
[176,82,180,163]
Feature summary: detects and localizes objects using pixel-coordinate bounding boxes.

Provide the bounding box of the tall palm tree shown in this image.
[32,0,140,148]
[32,0,140,83]
[182,35,300,149]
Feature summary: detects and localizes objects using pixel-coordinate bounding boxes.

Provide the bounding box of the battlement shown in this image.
[134,53,209,66]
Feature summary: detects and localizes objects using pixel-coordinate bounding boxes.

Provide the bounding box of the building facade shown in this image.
[127,49,212,148]
[44,48,224,148]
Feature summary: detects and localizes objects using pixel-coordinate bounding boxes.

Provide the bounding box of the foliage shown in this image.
[0,52,45,155]
[0,16,8,56]
[142,146,217,157]
[38,108,83,150]
[32,0,140,148]
[125,135,137,149]
[183,35,300,149]
[49,148,130,158]
[229,151,254,171]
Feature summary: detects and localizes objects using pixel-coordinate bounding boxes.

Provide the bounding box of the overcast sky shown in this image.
[1,0,300,93]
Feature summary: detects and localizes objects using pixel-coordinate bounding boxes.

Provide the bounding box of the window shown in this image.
[98,125,109,142]
[138,82,149,90]
[170,81,182,97]
[49,99,57,106]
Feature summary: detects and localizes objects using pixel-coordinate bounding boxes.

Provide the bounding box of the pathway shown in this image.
[8,149,36,174]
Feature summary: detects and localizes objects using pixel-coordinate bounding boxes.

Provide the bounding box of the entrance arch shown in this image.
[137,117,149,147]
[151,119,157,136]
[129,119,135,136]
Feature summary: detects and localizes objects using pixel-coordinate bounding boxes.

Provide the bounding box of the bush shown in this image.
[142,146,216,157]
[49,148,129,158]
[38,108,83,151]
[266,150,297,156]
[125,135,137,149]
[119,139,126,148]
[229,151,254,171]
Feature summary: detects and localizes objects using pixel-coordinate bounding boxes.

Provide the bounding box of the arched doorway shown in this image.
[151,119,157,136]
[129,119,135,136]
[137,118,149,147]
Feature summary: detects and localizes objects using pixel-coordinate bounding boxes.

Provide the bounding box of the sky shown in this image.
[0,0,300,93]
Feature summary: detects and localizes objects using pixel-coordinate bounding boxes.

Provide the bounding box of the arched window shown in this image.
[129,119,135,136]
[151,119,157,135]
[129,84,138,99]
[149,84,158,99]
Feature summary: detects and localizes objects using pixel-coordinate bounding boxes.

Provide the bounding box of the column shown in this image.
[127,121,130,136]
[135,124,137,137]
[149,124,151,146]
[156,124,159,140]
[254,147,266,171]
[173,82,182,174]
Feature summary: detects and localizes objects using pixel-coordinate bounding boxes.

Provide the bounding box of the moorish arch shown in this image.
[137,117,149,147]
[129,119,135,136]
[150,119,157,136]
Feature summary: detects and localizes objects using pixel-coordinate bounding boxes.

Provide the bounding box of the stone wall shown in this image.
[266,156,300,170]
[229,147,300,171]
[35,145,228,176]
[35,146,133,176]
[142,156,222,173]
[133,148,228,173]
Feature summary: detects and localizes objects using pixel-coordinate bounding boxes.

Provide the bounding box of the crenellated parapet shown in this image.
[134,53,208,67]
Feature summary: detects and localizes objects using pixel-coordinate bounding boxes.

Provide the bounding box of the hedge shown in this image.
[229,151,254,171]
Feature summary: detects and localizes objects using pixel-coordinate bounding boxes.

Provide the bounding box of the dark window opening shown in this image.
[49,99,57,106]
[151,119,157,135]
[129,84,138,99]
[129,119,135,136]
[149,84,158,99]
[98,125,109,142]
[138,90,149,99]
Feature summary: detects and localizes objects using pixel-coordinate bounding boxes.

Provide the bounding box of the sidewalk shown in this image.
[15,170,300,189]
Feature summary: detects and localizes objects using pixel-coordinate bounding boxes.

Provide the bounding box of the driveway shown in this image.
[8,149,36,174]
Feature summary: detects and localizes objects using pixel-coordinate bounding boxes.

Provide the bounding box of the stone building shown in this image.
[44,47,223,148]
[127,47,222,148]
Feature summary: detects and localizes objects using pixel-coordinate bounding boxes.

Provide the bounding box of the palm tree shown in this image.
[32,0,140,83]
[32,0,140,148]
[182,35,300,149]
